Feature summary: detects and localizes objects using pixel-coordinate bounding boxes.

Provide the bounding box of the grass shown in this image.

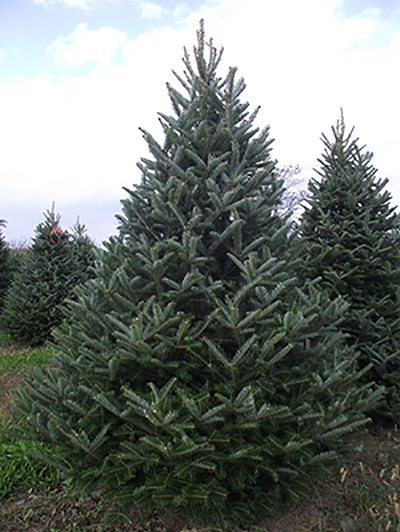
[2,332,400,530]
[0,417,60,499]
[0,330,54,374]
[0,332,60,499]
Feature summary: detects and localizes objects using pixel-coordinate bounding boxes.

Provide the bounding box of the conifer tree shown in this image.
[297,117,400,423]
[11,25,380,528]
[0,219,11,311]
[69,217,98,286]
[1,207,96,346]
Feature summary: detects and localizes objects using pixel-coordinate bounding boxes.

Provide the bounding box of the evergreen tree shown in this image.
[297,117,400,423]
[69,217,98,286]
[11,25,380,528]
[0,219,12,312]
[1,207,96,346]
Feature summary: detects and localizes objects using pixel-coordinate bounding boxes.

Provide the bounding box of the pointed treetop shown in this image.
[338,107,345,137]
[71,216,88,238]
[47,202,62,228]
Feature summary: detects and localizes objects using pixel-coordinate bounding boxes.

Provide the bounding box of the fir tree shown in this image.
[297,117,400,423]
[0,219,11,311]
[10,25,380,528]
[1,207,96,346]
[69,217,98,287]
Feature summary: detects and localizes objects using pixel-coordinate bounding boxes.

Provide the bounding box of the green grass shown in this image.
[0,329,60,498]
[0,417,60,499]
[0,330,55,374]
[0,345,54,374]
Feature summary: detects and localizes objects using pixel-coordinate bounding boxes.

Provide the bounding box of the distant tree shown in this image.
[11,25,380,529]
[297,117,400,423]
[1,207,96,346]
[0,219,12,311]
[68,217,98,287]
[7,241,29,277]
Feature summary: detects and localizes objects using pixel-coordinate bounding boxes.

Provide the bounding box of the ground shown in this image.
[0,371,24,418]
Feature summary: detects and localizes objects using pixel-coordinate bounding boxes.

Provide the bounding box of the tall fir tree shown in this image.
[297,117,400,423]
[10,25,380,528]
[1,207,96,346]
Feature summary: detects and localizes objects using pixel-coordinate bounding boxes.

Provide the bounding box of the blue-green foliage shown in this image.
[0,210,97,346]
[0,220,12,312]
[297,119,400,424]
[10,23,382,529]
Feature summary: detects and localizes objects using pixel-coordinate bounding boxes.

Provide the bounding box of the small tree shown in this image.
[297,117,400,423]
[1,207,96,346]
[11,25,380,528]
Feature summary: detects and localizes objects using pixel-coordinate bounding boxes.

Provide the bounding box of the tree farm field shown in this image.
[1,334,400,532]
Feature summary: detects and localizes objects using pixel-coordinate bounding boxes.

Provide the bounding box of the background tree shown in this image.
[0,219,12,312]
[68,217,98,287]
[11,24,380,528]
[0,207,96,346]
[6,240,29,283]
[297,117,400,423]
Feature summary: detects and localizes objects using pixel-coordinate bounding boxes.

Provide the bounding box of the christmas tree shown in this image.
[11,24,380,528]
[1,207,96,346]
[0,219,11,312]
[297,116,400,423]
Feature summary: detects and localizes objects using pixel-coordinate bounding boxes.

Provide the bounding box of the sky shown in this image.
[1,0,400,246]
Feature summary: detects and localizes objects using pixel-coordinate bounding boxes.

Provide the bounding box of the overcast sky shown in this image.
[1,0,400,246]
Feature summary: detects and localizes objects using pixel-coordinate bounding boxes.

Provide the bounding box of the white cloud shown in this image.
[389,29,400,51]
[0,66,133,208]
[33,0,96,8]
[189,0,400,177]
[48,23,127,65]
[133,0,168,19]
[12,48,24,58]
[2,0,400,244]
[172,3,191,21]
[35,0,168,18]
